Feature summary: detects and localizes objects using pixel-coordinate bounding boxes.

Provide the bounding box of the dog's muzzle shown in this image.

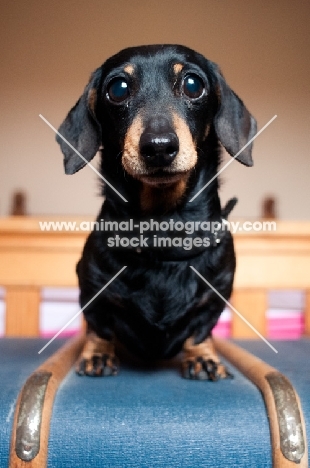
[139,116,179,168]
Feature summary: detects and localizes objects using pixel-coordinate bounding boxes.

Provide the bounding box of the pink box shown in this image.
[267,309,304,340]
[213,308,231,338]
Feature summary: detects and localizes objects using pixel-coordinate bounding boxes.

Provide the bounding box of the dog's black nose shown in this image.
[140,117,179,167]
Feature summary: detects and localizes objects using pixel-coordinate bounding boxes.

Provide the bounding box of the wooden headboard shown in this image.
[0,216,309,338]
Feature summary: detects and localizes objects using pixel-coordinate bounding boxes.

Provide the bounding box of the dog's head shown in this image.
[57,45,256,192]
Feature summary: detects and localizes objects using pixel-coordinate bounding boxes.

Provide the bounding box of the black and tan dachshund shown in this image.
[57,44,256,380]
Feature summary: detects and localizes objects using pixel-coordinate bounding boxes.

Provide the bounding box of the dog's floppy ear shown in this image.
[212,65,257,167]
[56,68,102,174]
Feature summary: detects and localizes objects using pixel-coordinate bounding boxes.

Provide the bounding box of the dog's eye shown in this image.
[107,78,129,103]
[182,74,205,99]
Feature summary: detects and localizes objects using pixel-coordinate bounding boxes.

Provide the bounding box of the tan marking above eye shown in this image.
[87,88,97,113]
[173,63,184,74]
[124,64,134,75]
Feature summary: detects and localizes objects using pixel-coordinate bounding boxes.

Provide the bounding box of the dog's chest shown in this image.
[122,263,197,328]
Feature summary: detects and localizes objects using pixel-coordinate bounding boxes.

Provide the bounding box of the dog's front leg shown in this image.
[182,336,232,381]
[76,331,119,377]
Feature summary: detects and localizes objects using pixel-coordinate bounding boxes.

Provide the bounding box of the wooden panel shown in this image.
[6,286,40,337]
[231,289,267,339]
[235,255,310,289]
[1,217,310,337]
[1,217,310,290]
[233,222,310,289]
[0,217,88,287]
[0,251,79,287]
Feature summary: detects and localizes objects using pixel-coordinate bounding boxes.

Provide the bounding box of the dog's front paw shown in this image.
[182,357,233,381]
[182,336,233,381]
[76,353,119,377]
[76,332,119,377]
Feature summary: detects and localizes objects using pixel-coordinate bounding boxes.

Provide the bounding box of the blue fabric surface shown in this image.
[2,339,309,467]
[0,338,65,466]
[48,354,272,467]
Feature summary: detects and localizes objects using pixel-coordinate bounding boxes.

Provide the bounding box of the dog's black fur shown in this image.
[57,45,256,379]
